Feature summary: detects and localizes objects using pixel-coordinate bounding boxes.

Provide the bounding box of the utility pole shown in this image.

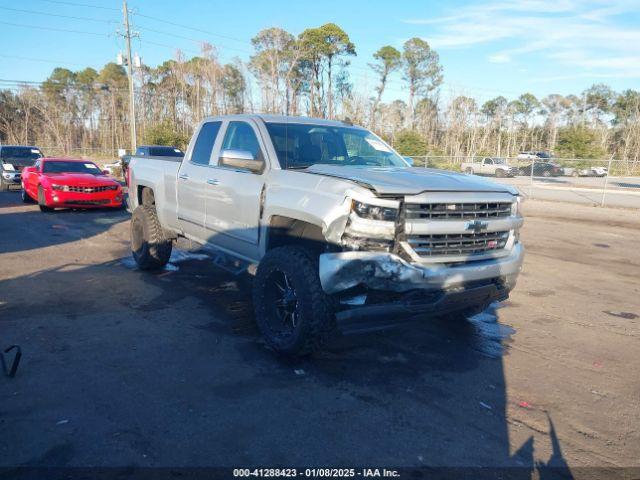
[122,0,137,152]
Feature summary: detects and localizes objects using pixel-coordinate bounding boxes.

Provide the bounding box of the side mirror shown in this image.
[403,156,414,167]
[219,149,264,174]
[102,169,110,175]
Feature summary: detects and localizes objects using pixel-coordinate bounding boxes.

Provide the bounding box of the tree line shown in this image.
[0,23,639,169]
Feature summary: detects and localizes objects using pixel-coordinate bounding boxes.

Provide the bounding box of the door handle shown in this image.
[207,178,219,186]
[178,173,190,180]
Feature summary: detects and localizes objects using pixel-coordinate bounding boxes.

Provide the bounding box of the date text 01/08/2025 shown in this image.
[232,468,400,478]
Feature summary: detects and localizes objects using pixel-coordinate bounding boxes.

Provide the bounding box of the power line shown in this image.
[131,10,250,45]
[0,20,111,37]
[32,0,120,11]
[0,6,118,24]
[135,25,252,56]
[0,54,86,67]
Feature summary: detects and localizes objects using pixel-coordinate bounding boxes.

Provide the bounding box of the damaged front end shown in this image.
[320,193,525,322]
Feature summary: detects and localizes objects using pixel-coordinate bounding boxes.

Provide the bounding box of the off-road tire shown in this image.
[141,187,155,206]
[130,205,172,270]
[38,186,53,212]
[253,246,335,357]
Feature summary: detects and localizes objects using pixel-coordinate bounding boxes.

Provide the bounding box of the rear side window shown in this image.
[191,122,222,165]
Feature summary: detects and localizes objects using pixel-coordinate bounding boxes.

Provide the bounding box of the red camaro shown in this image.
[21,158,124,212]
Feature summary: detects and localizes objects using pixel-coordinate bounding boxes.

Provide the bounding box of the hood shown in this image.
[304,165,519,196]
[43,173,120,187]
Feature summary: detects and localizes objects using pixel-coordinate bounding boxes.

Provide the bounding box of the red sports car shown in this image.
[21,158,124,212]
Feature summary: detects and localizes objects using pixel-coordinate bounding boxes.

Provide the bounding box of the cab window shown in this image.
[191,121,222,165]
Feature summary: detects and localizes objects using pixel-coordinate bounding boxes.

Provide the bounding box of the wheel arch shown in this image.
[266,215,328,255]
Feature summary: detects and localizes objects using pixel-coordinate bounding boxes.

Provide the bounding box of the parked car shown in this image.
[121,145,184,181]
[564,166,608,177]
[461,157,518,177]
[516,151,553,161]
[517,161,563,177]
[21,158,124,212]
[0,145,44,191]
[128,114,524,357]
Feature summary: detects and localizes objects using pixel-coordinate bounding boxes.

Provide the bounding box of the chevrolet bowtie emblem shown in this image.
[466,220,489,233]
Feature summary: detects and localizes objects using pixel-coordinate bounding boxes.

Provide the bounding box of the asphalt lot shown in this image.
[1,190,639,477]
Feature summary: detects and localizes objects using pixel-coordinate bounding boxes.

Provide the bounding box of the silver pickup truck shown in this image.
[128,114,524,356]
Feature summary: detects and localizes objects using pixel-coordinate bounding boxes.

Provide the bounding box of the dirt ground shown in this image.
[0,190,638,478]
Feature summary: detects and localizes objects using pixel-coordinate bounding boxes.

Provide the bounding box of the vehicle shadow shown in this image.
[0,190,128,255]
[0,222,574,477]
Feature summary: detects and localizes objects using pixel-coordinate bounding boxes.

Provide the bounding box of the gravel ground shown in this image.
[0,191,638,478]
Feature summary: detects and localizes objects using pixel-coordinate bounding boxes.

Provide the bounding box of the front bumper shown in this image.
[335,280,509,326]
[44,189,123,208]
[319,243,524,294]
[2,171,21,185]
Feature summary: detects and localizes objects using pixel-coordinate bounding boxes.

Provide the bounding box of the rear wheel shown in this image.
[465,167,474,175]
[495,169,506,178]
[38,186,53,212]
[253,246,334,357]
[542,170,551,177]
[130,205,172,270]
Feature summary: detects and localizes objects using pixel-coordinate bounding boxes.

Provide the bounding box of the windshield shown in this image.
[492,158,506,164]
[1,147,43,165]
[265,123,407,169]
[42,161,103,174]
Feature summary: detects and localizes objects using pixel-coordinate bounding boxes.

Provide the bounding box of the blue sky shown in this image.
[1,0,639,105]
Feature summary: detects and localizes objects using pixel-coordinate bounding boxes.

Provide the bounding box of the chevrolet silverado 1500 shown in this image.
[128,115,524,356]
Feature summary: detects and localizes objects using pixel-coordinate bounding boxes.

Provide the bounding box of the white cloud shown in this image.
[404,0,640,78]
[488,53,511,63]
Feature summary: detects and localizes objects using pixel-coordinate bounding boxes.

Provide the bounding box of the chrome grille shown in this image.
[407,231,510,257]
[67,185,112,193]
[405,202,512,220]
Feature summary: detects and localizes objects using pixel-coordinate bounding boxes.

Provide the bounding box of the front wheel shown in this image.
[130,205,172,270]
[542,170,551,177]
[38,186,53,212]
[253,246,334,357]
[21,187,33,203]
[495,169,506,178]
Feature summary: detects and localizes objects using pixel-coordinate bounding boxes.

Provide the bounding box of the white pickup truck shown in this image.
[128,115,524,356]
[461,157,518,177]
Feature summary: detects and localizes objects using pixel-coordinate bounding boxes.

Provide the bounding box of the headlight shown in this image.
[352,200,398,222]
[51,184,70,192]
[511,196,522,215]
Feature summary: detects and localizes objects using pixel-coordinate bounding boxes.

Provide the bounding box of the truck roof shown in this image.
[202,114,365,129]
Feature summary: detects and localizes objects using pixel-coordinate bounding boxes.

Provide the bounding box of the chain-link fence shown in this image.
[405,155,640,209]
